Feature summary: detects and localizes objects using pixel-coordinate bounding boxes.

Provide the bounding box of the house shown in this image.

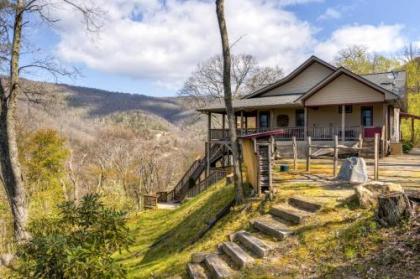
[158,56,408,202]
[196,56,407,194]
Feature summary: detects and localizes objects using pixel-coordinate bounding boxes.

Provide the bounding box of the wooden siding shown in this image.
[305,74,385,106]
[261,62,334,97]
[241,139,258,190]
[307,104,384,128]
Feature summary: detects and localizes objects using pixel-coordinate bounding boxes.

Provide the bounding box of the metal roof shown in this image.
[197,94,302,113]
[362,71,407,99]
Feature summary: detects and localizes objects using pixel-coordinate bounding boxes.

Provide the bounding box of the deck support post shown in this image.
[222,113,226,168]
[206,112,211,177]
[341,104,345,143]
[333,135,338,177]
[304,107,308,141]
[240,111,244,136]
[292,136,297,171]
[411,117,415,143]
[374,133,379,181]
[306,136,312,172]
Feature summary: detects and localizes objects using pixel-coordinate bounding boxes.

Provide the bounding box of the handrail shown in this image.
[185,169,228,198]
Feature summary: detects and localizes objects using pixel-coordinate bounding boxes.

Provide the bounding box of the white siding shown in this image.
[261,62,334,97]
[305,74,385,106]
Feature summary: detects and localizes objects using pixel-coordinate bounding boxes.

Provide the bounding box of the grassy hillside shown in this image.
[118,165,419,278]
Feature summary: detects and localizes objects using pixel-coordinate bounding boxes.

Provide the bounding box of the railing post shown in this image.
[358,133,363,157]
[333,135,338,177]
[374,133,379,181]
[292,136,297,171]
[306,136,312,172]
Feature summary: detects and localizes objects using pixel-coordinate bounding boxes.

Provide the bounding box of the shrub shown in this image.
[16,194,133,279]
[402,141,414,153]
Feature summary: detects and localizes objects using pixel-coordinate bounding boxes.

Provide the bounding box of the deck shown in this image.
[273,149,420,192]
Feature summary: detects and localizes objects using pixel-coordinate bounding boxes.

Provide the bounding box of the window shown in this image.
[338,105,353,114]
[276,114,289,127]
[361,106,373,127]
[295,109,305,127]
[259,112,270,128]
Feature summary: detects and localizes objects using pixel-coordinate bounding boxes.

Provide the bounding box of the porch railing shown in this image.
[210,126,367,141]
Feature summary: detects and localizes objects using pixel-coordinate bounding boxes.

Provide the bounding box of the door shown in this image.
[259,111,270,130]
[361,106,373,127]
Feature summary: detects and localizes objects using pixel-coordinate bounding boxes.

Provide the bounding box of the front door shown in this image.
[361,106,373,127]
[259,111,270,130]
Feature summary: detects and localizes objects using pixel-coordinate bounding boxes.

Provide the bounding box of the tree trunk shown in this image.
[0,0,29,242]
[216,0,244,204]
[377,192,413,227]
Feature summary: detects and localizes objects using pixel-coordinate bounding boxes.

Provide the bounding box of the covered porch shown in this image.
[207,102,392,142]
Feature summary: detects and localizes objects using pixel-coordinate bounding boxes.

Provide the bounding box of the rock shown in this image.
[337,157,368,184]
[0,253,14,267]
[354,181,404,209]
[191,252,211,264]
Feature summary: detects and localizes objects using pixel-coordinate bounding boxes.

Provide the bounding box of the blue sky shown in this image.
[20,0,420,97]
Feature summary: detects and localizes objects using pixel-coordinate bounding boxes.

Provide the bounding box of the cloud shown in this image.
[315,24,405,62]
[54,0,316,89]
[318,8,341,21]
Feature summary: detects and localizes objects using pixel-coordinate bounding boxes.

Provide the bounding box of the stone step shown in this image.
[187,263,208,279]
[288,197,322,213]
[221,241,255,268]
[251,215,292,240]
[204,254,233,279]
[234,231,272,258]
[270,204,312,225]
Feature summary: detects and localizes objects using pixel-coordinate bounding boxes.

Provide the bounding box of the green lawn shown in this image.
[118,180,261,278]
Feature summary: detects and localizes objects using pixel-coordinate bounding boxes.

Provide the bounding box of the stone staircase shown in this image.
[187,196,322,279]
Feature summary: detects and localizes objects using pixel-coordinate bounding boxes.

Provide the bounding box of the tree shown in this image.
[216,0,244,204]
[179,54,283,108]
[0,0,100,242]
[335,45,400,75]
[17,194,132,278]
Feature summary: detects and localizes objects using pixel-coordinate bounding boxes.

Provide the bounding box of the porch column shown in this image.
[304,107,308,141]
[206,112,211,177]
[341,104,345,142]
[394,108,400,143]
[240,111,244,135]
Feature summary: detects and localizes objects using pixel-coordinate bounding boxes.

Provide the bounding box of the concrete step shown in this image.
[288,196,322,213]
[252,215,292,240]
[221,241,255,268]
[204,254,233,279]
[270,204,312,225]
[187,263,208,279]
[234,231,272,258]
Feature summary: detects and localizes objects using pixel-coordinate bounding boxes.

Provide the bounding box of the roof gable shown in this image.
[297,68,399,106]
[243,56,336,99]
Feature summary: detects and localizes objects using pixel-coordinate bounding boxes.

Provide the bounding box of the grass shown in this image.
[119,180,262,278]
[117,159,418,278]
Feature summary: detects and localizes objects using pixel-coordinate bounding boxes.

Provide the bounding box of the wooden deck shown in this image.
[273,149,420,192]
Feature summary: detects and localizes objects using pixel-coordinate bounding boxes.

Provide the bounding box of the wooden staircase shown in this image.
[257,143,272,194]
[359,138,384,158]
[187,196,322,278]
[159,144,226,202]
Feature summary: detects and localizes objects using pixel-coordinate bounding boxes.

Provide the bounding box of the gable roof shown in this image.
[296,67,400,104]
[242,56,336,99]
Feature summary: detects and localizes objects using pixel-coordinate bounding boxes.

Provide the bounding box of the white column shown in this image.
[341,104,345,142]
[394,108,400,143]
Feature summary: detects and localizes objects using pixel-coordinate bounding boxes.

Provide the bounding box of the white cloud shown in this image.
[315,24,405,62]
[54,0,315,89]
[318,8,341,21]
[50,0,406,91]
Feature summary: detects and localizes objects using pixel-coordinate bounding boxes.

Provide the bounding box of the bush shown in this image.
[16,194,133,279]
[402,141,414,153]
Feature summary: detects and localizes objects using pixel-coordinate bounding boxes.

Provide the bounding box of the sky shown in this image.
[20,0,420,97]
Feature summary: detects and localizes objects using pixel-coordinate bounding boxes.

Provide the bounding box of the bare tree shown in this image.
[216,0,244,204]
[179,54,283,108]
[0,0,101,242]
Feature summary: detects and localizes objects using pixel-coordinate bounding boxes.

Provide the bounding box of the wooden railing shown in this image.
[210,126,366,141]
[185,169,228,198]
